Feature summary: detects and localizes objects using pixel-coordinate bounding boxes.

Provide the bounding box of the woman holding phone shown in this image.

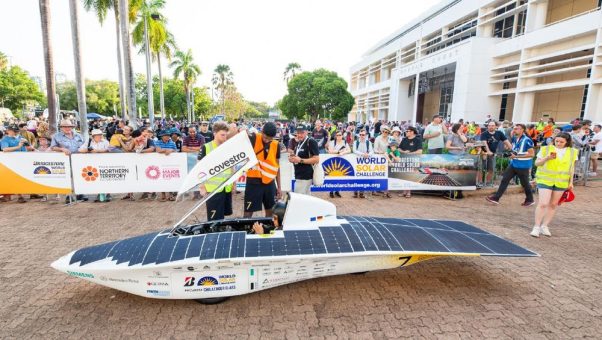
[326,130,351,198]
[532,133,578,237]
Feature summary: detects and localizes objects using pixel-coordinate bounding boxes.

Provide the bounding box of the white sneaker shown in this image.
[540,226,551,237]
[588,172,597,177]
[530,226,540,237]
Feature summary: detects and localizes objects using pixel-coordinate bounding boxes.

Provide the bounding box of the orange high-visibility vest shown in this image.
[246,133,279,184]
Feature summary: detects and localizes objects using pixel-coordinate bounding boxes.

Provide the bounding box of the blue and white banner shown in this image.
[311,154,389,191]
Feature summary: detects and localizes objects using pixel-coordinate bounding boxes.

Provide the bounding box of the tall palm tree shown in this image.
[83,0,127,120]
[120,0,138,127]
[212,64,234,114]
[0,51,8,71]
[171,49,200,122]
[132,0,176,120]
[38,0,57,135]
[155,33,177,120]
[283,62,301,83]
[69,0,88,139]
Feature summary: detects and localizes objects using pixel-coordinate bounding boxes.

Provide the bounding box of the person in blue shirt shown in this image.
[155,130,178,202]
[1,125,34,203]
[1,125,32,152]
[486,123,535,207]
[155,130,177,153]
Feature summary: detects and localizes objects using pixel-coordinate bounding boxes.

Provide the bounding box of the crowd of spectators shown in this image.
[1,113,600,204]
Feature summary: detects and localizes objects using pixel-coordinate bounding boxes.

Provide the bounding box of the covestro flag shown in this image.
[178,132,258,196]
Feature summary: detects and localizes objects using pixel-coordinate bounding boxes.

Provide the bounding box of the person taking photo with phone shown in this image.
[486,124,535,207]
[531,133,578,237]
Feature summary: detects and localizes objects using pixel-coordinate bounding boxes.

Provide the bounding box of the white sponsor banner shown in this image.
[71,153,187,194]
[0,152,72,194]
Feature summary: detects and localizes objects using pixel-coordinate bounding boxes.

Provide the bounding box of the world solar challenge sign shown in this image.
[311,154,389,191]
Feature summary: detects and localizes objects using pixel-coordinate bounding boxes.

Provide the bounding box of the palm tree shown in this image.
[120,0,138,127]
[69,0,88,140]
[0,51,8,71]
[132,0,176,120]
[82,0,127,120]
[212,64,234,114]
[38,0,57,135]
[283,62,301,83]
[171,49,200,122]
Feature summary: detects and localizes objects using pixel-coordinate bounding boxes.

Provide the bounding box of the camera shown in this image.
[502,151,517,158]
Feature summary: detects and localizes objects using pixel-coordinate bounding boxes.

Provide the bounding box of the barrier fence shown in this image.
[0,152,478,195]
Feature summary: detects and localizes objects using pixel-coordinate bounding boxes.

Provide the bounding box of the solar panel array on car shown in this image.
[69,217,537,267]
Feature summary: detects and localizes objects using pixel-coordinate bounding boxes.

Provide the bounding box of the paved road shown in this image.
[0,185,600,339]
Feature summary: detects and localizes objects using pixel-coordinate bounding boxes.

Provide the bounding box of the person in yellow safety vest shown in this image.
[198,122,233,221]
[535,118,546,133]
[244,122,282,218]
[531,132,577,238]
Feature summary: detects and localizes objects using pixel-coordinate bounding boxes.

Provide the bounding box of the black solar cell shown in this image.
[214,233,233,259]
[349,223,378,251]
[170,237,191,262]
[245,238,260,257]
[384,225,449,252]
[155,235,179,264]
[142,235,168,265]
[361,223,391,251]
[426,228,491,253]
[200,233,219,260]
[229,232,246,258]
[341,224,365,252]
[468,233,537,256]
[185,235,204,259]
[435,220,489,234]
[128,233,158,266]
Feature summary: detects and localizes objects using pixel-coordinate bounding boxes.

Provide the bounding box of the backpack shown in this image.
[355,139,370,152]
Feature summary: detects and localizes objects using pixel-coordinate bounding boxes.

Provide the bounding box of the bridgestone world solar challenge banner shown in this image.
[0,153,73,194]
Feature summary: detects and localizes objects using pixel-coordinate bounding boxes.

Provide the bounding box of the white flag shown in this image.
[177,132,257,196]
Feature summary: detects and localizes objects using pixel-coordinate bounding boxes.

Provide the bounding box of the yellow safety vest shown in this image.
[535,146,577,189]
[204,141,233,193]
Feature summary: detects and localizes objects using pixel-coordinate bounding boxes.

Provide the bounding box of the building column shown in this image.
[412,73,420,124]
[477,6,494,38]
[525,0,549,33]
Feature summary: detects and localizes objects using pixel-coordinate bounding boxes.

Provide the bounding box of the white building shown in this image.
[349,0,602,125]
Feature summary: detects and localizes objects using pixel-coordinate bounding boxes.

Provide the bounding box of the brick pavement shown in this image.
[0,184,600,339]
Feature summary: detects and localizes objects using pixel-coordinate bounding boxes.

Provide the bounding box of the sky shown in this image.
[0,0,441,106]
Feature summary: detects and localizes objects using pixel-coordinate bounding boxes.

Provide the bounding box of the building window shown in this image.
[439,81,454,120]
[580,60,593,118]
[499,81,511,120]
[516,10,527,35]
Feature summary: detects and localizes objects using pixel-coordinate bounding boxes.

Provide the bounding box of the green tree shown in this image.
[57,79,119,115]
[170,49,200,122]
[0,51,8,71]
[212,64,233,114]
[136,74,211,120]
[279,69,354,122]
[0,66,45,113]
[283,62,301,83]
[82,0,127,119]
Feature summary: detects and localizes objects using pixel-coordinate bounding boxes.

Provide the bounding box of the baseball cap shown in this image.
[295,124,308,131]
[558,189,575,205]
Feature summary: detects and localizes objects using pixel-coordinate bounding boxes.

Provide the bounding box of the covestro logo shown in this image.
[208,152,247,176]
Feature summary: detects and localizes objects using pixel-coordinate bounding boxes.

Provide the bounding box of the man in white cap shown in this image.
[51,119,85,155]
[78,129,109,153]
[51,119,87,203]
